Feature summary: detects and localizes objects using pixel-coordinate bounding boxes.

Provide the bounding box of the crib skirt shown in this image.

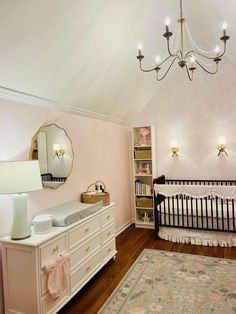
[158,226,236,247]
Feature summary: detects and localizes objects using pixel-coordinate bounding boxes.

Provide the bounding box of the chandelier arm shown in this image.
[167,39,181,61]
[167,39,173,56]
[139,61,157,73]
[156,57,179,81]
[219,42,227,58]
[159,55,176,67]
[195,59,219,74]
[185,66,193,81]
[185,43,226,61]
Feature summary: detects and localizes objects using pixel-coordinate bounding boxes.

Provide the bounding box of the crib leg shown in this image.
[155,225,159,240]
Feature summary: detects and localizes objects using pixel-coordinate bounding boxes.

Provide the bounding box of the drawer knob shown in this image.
[85,228,89,233]
[107,232,111,236]
[108,248,111,253]
[86,265,91,272]
[85,246,90,252]
[106,215,110,220]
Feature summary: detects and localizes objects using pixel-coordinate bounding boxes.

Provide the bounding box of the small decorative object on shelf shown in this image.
[139,127,151,146]
[132,126,157,229]
[143,212,151,223]
[143,212,151,222]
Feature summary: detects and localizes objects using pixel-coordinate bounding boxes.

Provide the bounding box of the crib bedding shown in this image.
[158,198,236,218]
[154,183,236,199]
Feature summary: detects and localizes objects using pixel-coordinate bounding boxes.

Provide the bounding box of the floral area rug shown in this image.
[98,249,236,314]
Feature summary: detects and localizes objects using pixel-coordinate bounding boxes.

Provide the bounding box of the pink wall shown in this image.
[133,60,236,180]
[0,99,133,313]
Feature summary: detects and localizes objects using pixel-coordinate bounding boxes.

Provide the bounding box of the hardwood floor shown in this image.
[58,224,236,314]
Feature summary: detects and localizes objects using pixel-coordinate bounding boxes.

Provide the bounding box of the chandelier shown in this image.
[136,0,230,81]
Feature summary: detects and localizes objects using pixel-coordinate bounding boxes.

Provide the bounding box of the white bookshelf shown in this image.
[132,126,157,229]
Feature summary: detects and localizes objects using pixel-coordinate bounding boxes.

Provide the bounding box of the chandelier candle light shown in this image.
[136,0,230,81]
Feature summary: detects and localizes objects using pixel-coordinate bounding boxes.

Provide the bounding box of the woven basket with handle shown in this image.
[81,181,110,206]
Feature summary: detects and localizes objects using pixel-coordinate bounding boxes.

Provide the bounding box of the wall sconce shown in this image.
[170,140,179,157]
[217,137,228,156]
[53,144,65,159]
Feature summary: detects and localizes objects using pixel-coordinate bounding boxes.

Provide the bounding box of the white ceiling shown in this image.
[0,0,235,124]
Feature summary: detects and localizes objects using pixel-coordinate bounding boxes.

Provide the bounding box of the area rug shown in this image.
[98,249,236,314]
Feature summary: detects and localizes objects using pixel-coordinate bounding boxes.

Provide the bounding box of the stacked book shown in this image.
[135,180,152,195]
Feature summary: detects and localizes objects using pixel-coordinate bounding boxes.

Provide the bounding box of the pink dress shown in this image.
[43,252,70,299]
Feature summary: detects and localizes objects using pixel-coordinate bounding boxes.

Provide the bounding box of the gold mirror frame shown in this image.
[29,124,74,189]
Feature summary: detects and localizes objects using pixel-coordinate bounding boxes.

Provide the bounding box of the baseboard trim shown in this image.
[115,219,134,237]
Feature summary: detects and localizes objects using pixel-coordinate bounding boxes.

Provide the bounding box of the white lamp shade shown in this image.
[0,160,42,194]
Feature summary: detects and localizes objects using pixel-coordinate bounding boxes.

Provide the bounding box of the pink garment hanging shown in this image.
[43,251,70,299]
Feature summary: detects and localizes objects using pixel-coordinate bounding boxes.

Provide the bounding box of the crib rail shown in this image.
[41,173,67,182]
[153,176,236,239]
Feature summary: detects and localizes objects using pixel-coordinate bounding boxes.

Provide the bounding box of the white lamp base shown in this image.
[11,193,31,240]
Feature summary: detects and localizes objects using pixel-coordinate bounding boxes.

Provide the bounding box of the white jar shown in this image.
[33,214,53,234]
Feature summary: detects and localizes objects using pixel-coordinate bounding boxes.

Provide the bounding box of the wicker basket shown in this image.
[81,181,110,206]
[134,149,152,159]
[136,197,153,208]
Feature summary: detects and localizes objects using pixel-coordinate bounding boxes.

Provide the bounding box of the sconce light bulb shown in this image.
[138,43,142,50]
[217,136,226,145]
[53,144,60,151]
[170,140,178,148]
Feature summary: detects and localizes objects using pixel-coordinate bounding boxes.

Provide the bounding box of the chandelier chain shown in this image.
[185,23,224,55]
[180,0,183,19]
[180,0,184,57]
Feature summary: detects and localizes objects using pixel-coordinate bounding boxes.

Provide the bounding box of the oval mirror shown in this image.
[29,124,74,188]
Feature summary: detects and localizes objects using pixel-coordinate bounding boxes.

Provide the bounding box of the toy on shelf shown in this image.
[142,212,151,223]
[145,164,151,174]
[137,162,152,174]
[139,127,151,146]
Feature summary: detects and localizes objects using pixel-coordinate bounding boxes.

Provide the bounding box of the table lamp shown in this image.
[0,160,42,240]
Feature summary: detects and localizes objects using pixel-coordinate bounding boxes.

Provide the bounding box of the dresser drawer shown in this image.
[102,223,115,244]
[40,271,48,296]
[102,239,116,262]
[102,207,114,227]
[40,234,67,268]
[70,251,101,293]
[68,216,101,249]
[70,233,101,270]
[41,288,68,314]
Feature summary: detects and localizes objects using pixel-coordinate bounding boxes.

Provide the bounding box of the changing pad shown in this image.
[34,201,103,226]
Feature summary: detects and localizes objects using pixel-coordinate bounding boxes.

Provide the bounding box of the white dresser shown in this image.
[1,203,116,314]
